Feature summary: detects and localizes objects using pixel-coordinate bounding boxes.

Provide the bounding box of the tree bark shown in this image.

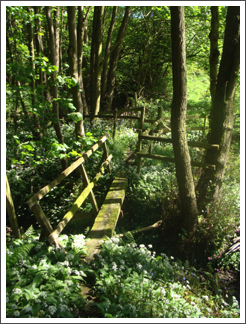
[196,6,240,210]
[77,6,90,114]
[104,6,131,111]
[209,6,219,106]
[45,6,67,170]
[101,6,118,107]
[27,7,43,140]
[67,6,85,139]
[170,6,198,235]
[91,6,105,116]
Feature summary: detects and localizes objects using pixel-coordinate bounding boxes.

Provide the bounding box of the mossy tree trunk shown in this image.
[67,6,85,140]
[209,6,220,105]
[170,6,198,235]
[196,7,240,210]
[101,6,118,108]
[91,6,105,116]
[77,6,90,115]
[104,6,131,111]
[46,6,67,170]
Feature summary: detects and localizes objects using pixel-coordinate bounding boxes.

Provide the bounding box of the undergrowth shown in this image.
[5,229,240,318]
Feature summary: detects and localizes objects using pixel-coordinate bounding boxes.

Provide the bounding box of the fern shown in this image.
[6,225,37,267]
[7,243,36,267]
[22,225,36,240]
[123,231,136,245]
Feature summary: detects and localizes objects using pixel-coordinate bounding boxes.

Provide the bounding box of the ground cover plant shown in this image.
[6,100,240,318]
[6,230,240,318]
[5,5,241,320]
[6,227,89,318]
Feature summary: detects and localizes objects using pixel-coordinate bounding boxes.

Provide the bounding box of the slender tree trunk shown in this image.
[209,6,219,106]
[101,6,118,106]
[45,6,67,170]
[34,6,45,129]
[91,6,105,116]
[59,7,63,72]
[67,6,85,139]
[104,6,131,111]
[170,6,198,235]
[196,7,240,210]
[54,6,60,72]
[27,7,43,140]
[82,15,90,109]
[77,6,90,114]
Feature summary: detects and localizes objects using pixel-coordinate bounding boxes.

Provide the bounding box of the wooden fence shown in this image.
[136,108,219,175]
[26,135,112,247]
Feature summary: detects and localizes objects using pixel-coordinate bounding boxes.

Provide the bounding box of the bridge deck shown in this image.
[84,171,128,260]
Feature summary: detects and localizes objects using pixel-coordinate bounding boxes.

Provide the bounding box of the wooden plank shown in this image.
[142,116,165,136]
[118,115,140,120]
[136,152,216,170]
[187,141,219,150]
[26,135,108,208]
[6,175,21,239]
[85,171,128,260]
[117,107,143,114]
[186,114,206,119]
[115,220,163,237]
[139,135,219,150]
[47,155,113,245]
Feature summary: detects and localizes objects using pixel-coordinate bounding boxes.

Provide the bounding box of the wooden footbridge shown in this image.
[26,135,128,260]
[8,105,219,261]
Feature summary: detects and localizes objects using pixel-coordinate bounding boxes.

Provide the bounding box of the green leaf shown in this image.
[67,112,82,123]
[33,273,43,287]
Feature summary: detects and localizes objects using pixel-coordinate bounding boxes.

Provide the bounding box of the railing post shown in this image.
[79,164,99,217]
[134,92,138,108]
[149,129,154,154]
[6,175,21,239]
[157,106,162,145]
[113,109,118,140]
[137,107,145,176]
[203,115,207,137]
[138,106,145,152]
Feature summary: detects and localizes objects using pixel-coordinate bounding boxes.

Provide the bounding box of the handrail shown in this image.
[26,134,112,246]
[47,155,113,245]
[26,135,108,209]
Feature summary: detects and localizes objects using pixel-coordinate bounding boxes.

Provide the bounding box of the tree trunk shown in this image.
[67,6,85,139]
[34,6,45,129]
[104,6,131,111]
[170,6,198,235]
[101,6,118,107]
[27,7,43,140]
[91,6,105,116]
[196,6,240,210]
[77,6,90,115]
[54,6,60,72]
[209,6,219,107]
[45,6,67,170]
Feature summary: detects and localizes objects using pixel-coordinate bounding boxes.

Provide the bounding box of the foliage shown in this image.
[88,238,239,318]
[6,227,88,318]
[5,5,240,319]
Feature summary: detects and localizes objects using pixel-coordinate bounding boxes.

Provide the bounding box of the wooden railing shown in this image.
[137,110,218,175]
[84,107,144,140]
[26,135,112,247]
